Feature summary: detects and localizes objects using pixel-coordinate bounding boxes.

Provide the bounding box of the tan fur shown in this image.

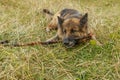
[44,8,101,47]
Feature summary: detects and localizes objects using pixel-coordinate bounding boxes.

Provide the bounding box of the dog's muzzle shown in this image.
[63,38,77,48]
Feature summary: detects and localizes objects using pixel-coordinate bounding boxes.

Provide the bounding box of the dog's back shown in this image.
[60,8,82,19]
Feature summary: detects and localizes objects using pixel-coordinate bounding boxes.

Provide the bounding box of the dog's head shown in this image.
[57,13,88,48]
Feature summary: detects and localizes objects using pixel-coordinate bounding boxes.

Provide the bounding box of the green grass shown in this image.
[0,0,120,80]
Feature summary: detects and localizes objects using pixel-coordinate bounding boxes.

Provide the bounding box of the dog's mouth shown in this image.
[63,40,78,48]
[63,34,92,48]
[65,42,75,48]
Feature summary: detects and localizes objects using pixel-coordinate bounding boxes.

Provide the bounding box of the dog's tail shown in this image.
[43,9,54,16]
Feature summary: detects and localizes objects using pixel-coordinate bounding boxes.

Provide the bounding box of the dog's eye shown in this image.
[63,29,66,33]
[71,29,78,33]
[71,29,74,33]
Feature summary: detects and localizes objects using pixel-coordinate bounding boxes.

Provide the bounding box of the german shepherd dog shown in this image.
[43,8,101,48]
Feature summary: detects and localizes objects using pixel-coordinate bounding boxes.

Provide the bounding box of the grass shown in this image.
[0,0,120,80]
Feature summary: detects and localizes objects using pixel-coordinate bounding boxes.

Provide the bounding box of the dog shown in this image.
[43,8,101,48]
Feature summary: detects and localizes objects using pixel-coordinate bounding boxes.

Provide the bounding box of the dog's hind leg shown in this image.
[43,9,58,32]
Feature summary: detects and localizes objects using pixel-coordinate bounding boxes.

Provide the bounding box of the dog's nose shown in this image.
[63,39,69,45]
[63,42,69,45]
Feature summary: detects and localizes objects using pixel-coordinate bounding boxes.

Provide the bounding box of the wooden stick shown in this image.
[1,33,92,47]
[12,40,61,47]
[0,40,9,44]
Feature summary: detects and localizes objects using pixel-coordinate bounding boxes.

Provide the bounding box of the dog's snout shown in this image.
[63,38,69,45]
[63,38,77,48]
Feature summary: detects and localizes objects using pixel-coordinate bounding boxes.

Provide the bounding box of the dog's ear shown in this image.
[57,16,64,35]
[80,13,88,27]
[57,16,64,28]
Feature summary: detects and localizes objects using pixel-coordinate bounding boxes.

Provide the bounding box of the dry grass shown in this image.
[0,0,120,80]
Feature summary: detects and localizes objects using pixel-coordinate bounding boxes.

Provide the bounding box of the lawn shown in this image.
[0,0,120,80]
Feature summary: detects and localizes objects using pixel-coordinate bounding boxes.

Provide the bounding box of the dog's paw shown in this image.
[97,42,102,46]
[46,27,50,32]
[90,40,102,46]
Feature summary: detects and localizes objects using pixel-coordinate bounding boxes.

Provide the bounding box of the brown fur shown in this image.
[43,8,101,47]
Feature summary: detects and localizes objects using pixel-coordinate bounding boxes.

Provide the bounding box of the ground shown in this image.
[0,0,120,80]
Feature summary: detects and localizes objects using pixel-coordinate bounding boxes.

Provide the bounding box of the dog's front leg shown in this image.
[91,35,102,46]
[46,34,59,42]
